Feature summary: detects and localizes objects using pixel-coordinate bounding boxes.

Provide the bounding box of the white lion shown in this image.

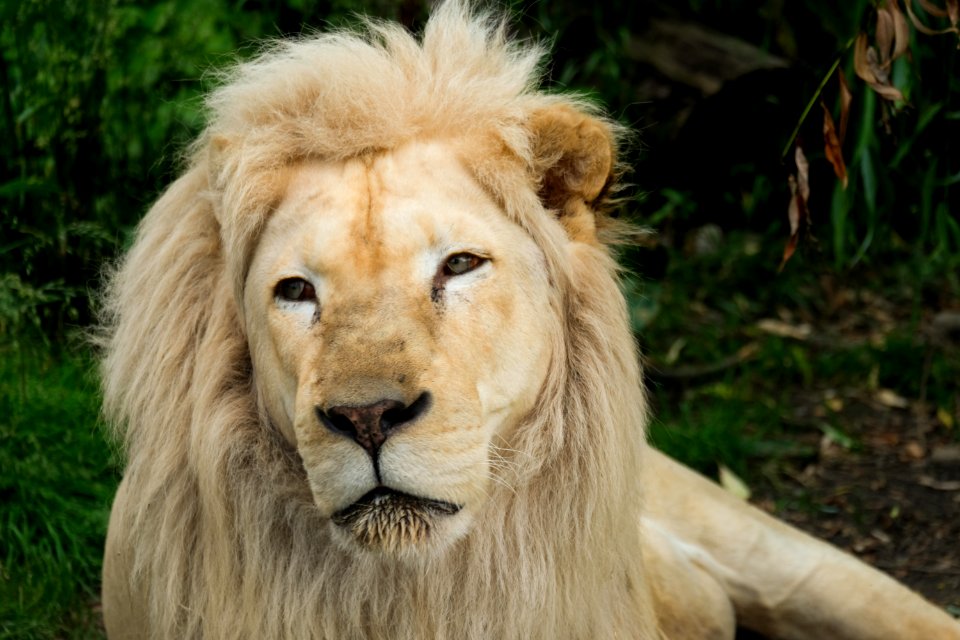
[100,2,960,638]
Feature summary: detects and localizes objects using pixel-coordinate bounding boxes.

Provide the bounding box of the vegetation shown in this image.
[1,0,957,636]
[0,345,113,639]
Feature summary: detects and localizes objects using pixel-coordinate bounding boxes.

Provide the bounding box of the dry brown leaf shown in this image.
[779,177,801,270]
[822,101,848,188]
[853,35,899,100]
[854,32,875,82]
[855,10,910,103]
[779,145,809,271]
[918,0,949,18]
[906,0,960,34]
[866,46,890,84]
[904,441,926,459]
[889,0,912,60]
[870,48,906,100]
[838,69,853,144]
[795,143,810,204]
[787,181,801,237]
[906,7,953,34]
[873,2,909,65]
[876,4,897,61]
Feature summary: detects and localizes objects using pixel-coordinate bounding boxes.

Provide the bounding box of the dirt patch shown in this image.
[752,391,960,613]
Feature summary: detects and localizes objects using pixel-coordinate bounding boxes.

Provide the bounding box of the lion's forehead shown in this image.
[262,140,511,284]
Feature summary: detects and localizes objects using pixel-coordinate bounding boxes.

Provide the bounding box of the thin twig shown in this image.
[781,38,856,161]
[647,342,759,380]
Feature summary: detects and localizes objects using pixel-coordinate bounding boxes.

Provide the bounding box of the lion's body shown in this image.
[101,2,960,639]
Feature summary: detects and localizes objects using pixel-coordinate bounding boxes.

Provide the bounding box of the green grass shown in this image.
[0,340,117,640]
[633,229,960,481]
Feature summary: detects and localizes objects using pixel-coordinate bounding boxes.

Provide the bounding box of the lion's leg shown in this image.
[640,447,960,640]
[643,512,737,640]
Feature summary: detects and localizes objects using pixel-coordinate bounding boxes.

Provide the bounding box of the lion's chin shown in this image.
[330,487,462,554]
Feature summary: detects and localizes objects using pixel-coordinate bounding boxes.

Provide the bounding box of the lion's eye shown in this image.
[443,253,486,277]
[275,278,316,302]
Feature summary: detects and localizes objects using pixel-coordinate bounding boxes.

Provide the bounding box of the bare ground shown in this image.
[752,392,960,613]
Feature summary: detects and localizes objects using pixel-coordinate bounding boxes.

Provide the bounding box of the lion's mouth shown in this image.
[331,487,461,551]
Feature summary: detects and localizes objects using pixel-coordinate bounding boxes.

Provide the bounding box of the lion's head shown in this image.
[246,140,561,554]
[102,2,657,637]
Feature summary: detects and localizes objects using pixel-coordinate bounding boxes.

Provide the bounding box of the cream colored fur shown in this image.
[100,2,960,639]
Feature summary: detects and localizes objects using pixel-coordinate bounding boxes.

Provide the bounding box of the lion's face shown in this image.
[244,140,558,555]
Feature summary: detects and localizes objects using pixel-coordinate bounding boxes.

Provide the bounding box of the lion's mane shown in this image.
[101,2,658,637]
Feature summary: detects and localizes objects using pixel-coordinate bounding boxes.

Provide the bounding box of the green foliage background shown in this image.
[1,0,958,637]
[3,0,958,336]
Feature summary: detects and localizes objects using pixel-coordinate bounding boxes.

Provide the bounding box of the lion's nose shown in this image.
[317,392,432,458]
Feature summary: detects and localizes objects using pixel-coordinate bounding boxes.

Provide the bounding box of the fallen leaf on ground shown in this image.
[903,441,926,459]
[931,444,960,464]
[875,388,909,409]
[719,465,751,500]
[664,338,686,366]
[757,318,812,339]
[918,475,960,491]
[937,406,955,429]
[871,528,893,544]
[825,397,845,412]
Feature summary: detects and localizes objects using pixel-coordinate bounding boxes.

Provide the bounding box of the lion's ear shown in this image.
[530,104,617,243]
